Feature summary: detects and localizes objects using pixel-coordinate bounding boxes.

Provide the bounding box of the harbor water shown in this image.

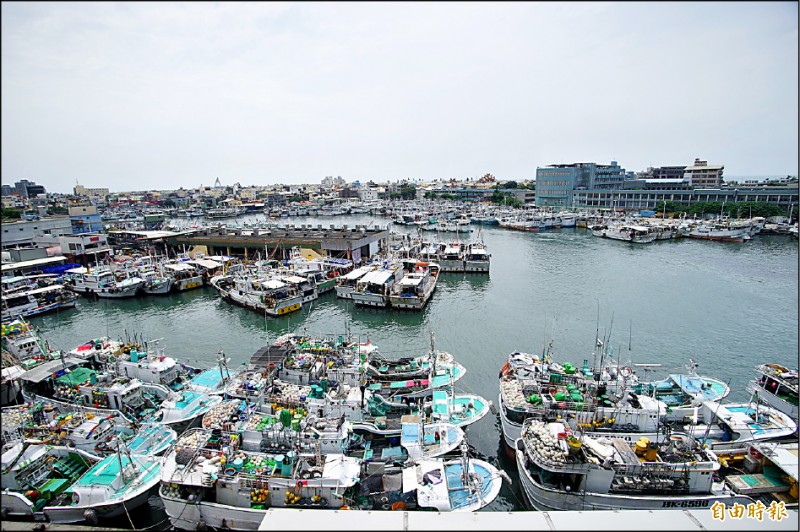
[23,214,799,522]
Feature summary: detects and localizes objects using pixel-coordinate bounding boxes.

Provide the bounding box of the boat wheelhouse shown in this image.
[163,262,204,291]
[746,363,798,422]
[334,265,374,299]
[351,267,403,308]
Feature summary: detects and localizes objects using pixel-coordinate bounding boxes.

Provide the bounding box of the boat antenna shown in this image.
[592,300,600,374]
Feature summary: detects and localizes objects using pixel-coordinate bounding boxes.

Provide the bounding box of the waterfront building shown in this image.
[166,224,390,263]
[572,184,798,212]
[0,216,73,250]
[536,161,628,207]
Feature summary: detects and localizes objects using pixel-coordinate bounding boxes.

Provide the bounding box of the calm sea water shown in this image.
[26,214,799,520]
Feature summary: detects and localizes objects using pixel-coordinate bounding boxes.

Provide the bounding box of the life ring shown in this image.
[391,501,406,511]
[749,447,763,460]
[500,361,510,376]
[339,505,350,510]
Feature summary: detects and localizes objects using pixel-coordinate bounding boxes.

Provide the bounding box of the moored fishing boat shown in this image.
[464,241,490,272]
[354,442,503,512]
[591,223,658,243]
[209,272,303,316]
[746,363,798,422]
[350,264,404,308]
[682,400,797,452]
[43,445,161,524]
[2,284,78,322]
[334,265,374,299]
[62,266,143,298]
[159,427,362,531]
[1,441,102,521]
[388,260,439,310]
[515,418,755,511]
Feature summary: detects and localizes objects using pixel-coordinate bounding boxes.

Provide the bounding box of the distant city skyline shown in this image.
[2,2,797,194]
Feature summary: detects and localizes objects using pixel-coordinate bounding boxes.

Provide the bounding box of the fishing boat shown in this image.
[354,442,503,512]
[464,241,490,272]
[6,402,175,457]
[334,265,375,300]
[43,444,161,524]
[209,272,303,317]
[746,363,798,421]
[138,267,174,295]
[686,220,750,243]
[1,441,102,521]
[350,265,404,308]
[151,387,224,434]
[682,400,797,452]
[1,284,78,322]
[388,260,439,310]
[346,415,465,463]
[591,223,658,243]
[437,242,465,272]
[273,273,318,305]
[162,262,204,291]
[497,351,665,452]
[514,418,755,511]
[159,428,362,531]
[62,266,143,298]
[720,439,799,508]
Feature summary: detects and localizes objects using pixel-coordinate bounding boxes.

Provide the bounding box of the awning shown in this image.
[187,258,223,269]
[20,357,88,384]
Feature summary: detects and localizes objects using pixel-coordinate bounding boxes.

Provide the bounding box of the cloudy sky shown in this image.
[2,2,797,193]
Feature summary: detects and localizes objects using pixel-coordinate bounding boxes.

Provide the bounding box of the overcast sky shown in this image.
[2,2,797,193]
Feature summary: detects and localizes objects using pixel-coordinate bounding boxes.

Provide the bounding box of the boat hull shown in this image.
[44,487,152,523]
[515,446,754,511]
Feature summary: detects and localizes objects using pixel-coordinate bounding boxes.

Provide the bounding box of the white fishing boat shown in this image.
[138,267,174,295]
[162,262,204,291]
[515,418,755,511]
[334,265,374,300]
[63,266,143,298]
[437,242,465,272]
[209,273,303,317]
[746,363,798,422]
[464,241,490,272]
[5,401,175,457]
[350,266,404,308]
[356,442,503,512]
[497,351,665,452]
[1,441,102,521]
[159,428,362,531]
[43,445,161,524]
[388,260,439,310]
[1,284,78,322]
[592,223,658,243]
[274,273,318,304]
[683,400,797,452]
